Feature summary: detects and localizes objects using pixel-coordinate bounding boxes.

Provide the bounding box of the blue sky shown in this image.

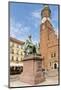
[10,2,59,43]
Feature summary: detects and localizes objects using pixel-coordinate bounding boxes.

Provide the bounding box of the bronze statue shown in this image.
[24,35,37,55]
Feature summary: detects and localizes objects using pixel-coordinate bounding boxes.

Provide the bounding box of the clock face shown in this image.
[41,17,46,23]
[41,17,51,23]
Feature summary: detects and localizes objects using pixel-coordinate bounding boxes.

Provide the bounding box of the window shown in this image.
[10,48,12,53]
[21,58,22,61]
[51,53,53,58]
[11,43,14,47]
[51,52,56,58]
[10,42,14,48]
[16,57,18,62]
[12,56,14,61]
[17,45,19,48]
[21,52,23,56]
[16,49,20,55]
[16,51,19,55]
[54,53,56,57]
[12,49,14,54]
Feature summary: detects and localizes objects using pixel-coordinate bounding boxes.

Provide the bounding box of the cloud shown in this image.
[31,10,41,29]
[10,18,30,41]
[32,10,41,19]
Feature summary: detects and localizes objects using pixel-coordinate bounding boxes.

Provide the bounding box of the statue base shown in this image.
[20,54,45,85]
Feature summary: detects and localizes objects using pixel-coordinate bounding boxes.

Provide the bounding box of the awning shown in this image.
[10,62,23,66]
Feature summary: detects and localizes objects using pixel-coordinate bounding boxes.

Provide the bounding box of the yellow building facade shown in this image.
[10,37,25,66]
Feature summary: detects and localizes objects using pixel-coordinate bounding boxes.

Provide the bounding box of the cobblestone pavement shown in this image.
[10,74,59,87]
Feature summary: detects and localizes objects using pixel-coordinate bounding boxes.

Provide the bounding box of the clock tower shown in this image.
[40,5,59,72]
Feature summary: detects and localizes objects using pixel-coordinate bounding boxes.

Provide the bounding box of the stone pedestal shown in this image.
[20,54,45,85]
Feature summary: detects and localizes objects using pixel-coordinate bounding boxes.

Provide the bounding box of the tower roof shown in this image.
[41,5,51,18]
[10,37,25,45]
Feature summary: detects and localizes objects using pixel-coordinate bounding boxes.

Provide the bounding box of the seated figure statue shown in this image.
[24,35,37,55]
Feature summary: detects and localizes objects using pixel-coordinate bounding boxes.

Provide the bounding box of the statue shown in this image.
[24,35,37,55]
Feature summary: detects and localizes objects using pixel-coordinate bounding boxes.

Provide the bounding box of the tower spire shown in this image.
[41,4,51,18]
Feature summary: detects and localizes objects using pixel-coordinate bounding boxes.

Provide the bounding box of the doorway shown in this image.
[54,63,57,69]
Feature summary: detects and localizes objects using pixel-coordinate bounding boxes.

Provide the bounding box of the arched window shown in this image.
[54,63,57,69]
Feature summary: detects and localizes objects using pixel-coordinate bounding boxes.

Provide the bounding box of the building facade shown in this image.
[40,5,59,71]
[10,37,25,66]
